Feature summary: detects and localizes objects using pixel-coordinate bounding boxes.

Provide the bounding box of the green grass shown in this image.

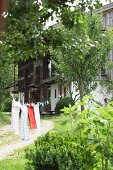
[0,114,71,170]
[50,115,72,132]
[0,143,35,170]
[41,114,72,132]
[0,149,26,170]
[0,112,11,127]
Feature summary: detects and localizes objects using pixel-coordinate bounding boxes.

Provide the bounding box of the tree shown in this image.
[1,0,47,63]
[0,62,14,111]
[1,0,112,112]
[49,14,113,111]
[1,0,103,63]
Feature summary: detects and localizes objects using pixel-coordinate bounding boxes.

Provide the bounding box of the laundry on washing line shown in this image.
[11,98,41,141]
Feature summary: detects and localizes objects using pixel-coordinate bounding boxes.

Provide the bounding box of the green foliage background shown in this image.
[55,97,75,114]
[0,63,13,111]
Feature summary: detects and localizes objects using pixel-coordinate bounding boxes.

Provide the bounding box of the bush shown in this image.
[61,96,113,169]
[1,97,12,112]
[25,132,97,170]
[0,112,11,125]
[55,97,75,114]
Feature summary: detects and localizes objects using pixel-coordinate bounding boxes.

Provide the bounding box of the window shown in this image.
[59,85,62,98]
[103,13,107,26]
[101,67,106,76]
[36,67,40,84]
[47,59,52,77]
[55,89,57,98]
[47,86,51,103]
[112,49,113,61]
[109,12,112,26]
[64,87,66,97]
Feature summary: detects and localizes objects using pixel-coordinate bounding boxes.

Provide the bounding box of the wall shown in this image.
[91,81,112,105]
[50,83,59,111]
[71,81,112,105]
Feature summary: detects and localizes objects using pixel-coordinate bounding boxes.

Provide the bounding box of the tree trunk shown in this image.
[79,78,84,111]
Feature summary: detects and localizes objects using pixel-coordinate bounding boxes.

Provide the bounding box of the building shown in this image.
[97,2,113,77]
[18,56,68,113]
[91,2,113,103]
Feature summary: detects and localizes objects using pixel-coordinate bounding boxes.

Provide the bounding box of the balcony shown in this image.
[42,76,55,84]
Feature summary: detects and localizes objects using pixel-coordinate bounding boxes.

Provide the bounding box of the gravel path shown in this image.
[0,120,54,160]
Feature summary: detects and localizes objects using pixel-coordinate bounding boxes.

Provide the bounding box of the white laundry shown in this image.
[33,103,41,136]
[20,104,29,140]
[11,99,20,135]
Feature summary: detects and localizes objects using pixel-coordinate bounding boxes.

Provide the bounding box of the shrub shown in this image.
[61,96,113,169]
[25,132,97,170]
[1,96,12,112]
[55,97,75,114]
[0,112,11,125]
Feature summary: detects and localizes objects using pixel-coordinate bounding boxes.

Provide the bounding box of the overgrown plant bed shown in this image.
[26,96,113,170]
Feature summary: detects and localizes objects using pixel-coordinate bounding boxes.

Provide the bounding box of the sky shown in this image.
[101,0,113,4]
[46,0,113,27]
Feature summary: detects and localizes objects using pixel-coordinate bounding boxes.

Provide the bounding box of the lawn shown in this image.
[0,114,71,170]
[0,150,26,170]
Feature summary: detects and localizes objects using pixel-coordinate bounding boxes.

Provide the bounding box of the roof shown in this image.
[97,2,113,14]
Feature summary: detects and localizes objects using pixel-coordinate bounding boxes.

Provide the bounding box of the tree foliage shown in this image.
[2,0,47,63]
[1,0,103,63]
[61,96,113,169]
[0,63,14,111]
[49,14,113,110]
[99,59,113,97]
[1,0,113,111]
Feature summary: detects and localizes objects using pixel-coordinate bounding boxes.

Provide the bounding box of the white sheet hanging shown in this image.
[11,99,20,135]
[20,104,29,140]
[33,102,41,136]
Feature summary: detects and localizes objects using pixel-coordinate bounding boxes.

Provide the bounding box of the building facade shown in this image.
[91,2,113,103]
[18,56,68,113]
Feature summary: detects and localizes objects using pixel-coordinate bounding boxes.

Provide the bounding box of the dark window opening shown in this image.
[101,67,106,76]
[55,89,57,98]
[36,67,40,84]
[64,87,66,97]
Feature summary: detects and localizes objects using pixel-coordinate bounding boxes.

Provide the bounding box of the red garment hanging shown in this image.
[27,104,37,129]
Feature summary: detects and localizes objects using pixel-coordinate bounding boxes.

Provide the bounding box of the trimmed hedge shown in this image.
[55,97,75,114]
[25,132,97,170]
[1,97,12,112]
